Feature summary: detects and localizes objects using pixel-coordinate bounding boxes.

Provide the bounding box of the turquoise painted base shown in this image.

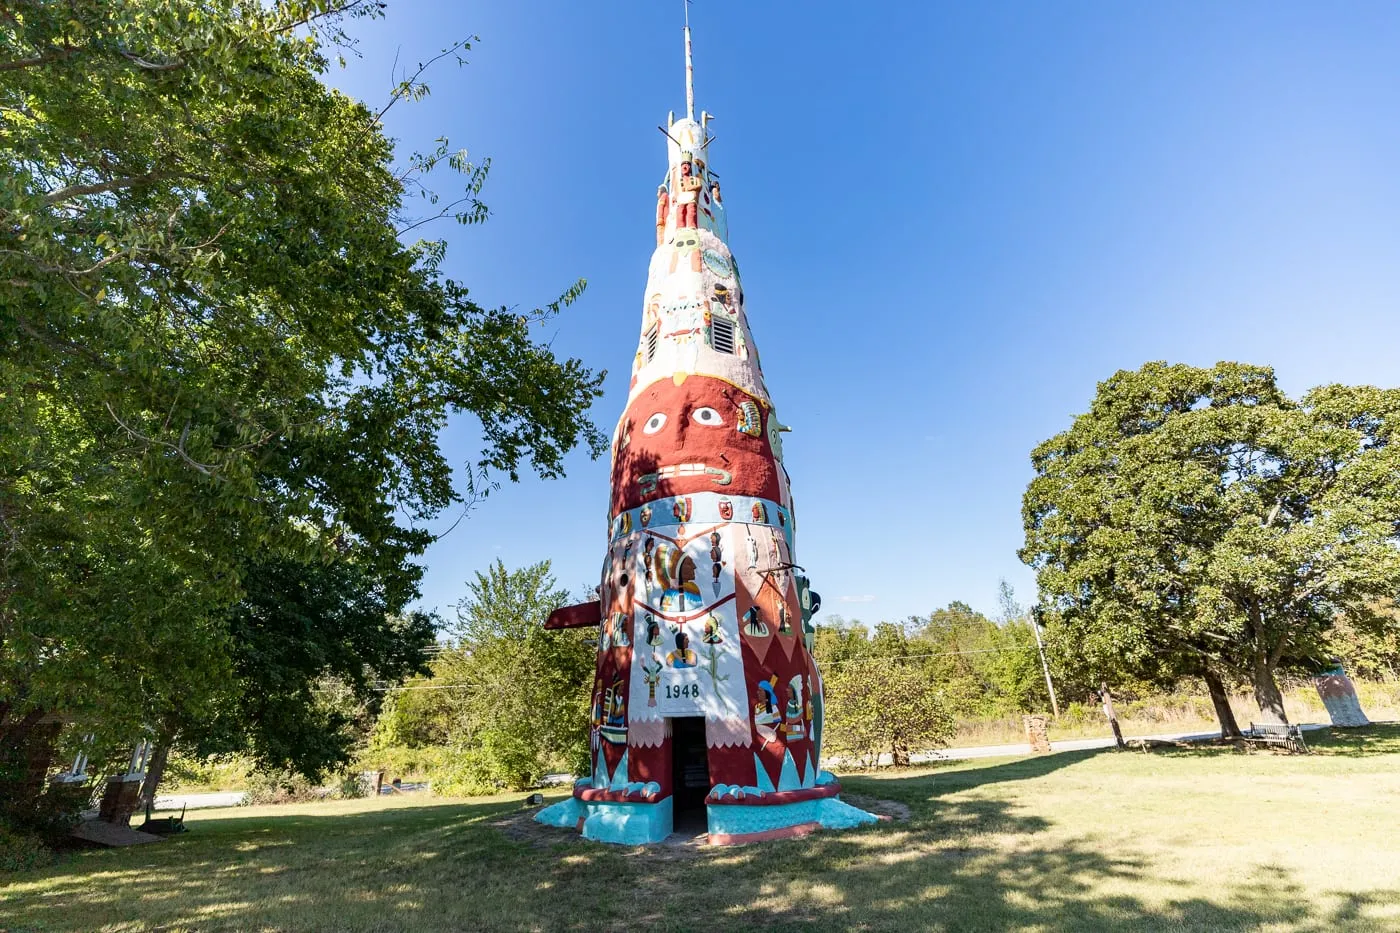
[534,796,674,845]
[707,796,879,839]
[534,797,584,829]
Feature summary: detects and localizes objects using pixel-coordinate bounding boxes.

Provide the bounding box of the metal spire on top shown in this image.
[683,0,695,121]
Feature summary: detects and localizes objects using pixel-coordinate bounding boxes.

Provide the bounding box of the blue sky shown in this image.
[326,1,1400,626]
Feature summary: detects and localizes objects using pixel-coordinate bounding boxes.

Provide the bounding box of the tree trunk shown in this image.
[139,741,171,813]
[1250,651,1289,724]
[1100,682,1125,748]
[1202,667,1243,738]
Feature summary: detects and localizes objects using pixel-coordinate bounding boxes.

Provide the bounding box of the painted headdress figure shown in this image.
[536,10,876,846]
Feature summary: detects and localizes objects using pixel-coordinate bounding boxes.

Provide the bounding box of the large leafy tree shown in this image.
[189,552,438,780]
[823,659,955,768]
[1,0,605,776]
[369,560,594,793]
[1021,362,1400,725]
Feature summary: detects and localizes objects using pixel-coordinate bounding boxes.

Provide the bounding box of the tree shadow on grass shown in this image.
[3,778,1396,933]
[842,745,1119,805]
[1137,722,1400,761]
[1306,722,1400,756]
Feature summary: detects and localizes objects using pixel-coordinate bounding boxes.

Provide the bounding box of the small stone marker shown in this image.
[1024,714,1051,753]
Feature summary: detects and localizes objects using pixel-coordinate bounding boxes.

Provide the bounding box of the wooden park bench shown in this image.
[1246,722,1309,753]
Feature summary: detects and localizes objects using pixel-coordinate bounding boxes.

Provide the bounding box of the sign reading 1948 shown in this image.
[664,683,703,700]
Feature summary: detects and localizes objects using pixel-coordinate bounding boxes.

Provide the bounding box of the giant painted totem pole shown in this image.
[535,21,876,846]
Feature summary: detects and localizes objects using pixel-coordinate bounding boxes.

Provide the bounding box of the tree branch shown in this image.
[43,171,173,205]
[271,0,383,35]
[105,404,218,477]
[118,49,184,72]
[0,52,67,72]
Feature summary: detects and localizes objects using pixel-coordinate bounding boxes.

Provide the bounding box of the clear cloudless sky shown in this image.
[322,1,1400,625]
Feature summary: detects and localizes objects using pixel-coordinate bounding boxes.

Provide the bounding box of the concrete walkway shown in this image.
[153,790,246,810]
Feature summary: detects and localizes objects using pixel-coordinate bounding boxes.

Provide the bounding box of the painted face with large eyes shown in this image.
[611,375,782,516]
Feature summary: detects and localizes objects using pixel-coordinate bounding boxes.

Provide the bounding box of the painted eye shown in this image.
[643,413,667,434]
[692,407,724,426]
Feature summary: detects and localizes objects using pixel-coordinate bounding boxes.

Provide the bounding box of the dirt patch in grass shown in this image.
[491,796,910,857]
[841,793,911,822]
[487,805,589,850]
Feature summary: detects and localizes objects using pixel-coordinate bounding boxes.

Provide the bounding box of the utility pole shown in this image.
[1030,605,1061,718]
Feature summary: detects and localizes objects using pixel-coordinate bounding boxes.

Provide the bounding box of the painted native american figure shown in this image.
[537,17,875,846]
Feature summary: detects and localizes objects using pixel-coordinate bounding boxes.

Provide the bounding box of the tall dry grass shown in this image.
[952,678,1400,747]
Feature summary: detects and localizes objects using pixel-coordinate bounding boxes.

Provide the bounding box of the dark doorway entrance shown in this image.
[669,716,709,835]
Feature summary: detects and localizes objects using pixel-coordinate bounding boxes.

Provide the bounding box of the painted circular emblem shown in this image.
[702,249,732,277]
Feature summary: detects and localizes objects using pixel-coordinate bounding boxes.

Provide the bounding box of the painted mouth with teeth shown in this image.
[638,464,733,494]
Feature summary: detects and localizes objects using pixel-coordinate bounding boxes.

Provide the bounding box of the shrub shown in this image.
[163,753,252,792]
[335,773,370,799]
[824,660,956,767]
[354,743,452,782]
[426,745,515,797]
[241,770,321,806]
[0,827,53,873]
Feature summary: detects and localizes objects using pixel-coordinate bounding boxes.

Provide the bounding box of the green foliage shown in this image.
[162,752,252,792]
[913,602,1046,717]
[187,554,437,782]
[241,769,320,806]
[1,0,605,772]
[1328,603,1400,681]
[368,560,594,794]
[1022,362,1400,724]
[355,743,451,781]
[335,773,370,800]
[0,825,52,873]
[816,598,1048,722]
[823,659,955,767]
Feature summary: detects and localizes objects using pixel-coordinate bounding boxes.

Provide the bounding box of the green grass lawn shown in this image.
[5,726,1399,932]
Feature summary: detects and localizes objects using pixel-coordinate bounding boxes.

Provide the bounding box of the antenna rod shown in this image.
[683,2,695,121]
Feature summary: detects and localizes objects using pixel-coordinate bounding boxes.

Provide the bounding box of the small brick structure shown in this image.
[98,775,145,827]
[1023,714,1051,753]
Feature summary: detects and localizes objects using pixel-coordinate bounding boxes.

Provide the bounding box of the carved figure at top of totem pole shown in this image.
[536,12,877,847]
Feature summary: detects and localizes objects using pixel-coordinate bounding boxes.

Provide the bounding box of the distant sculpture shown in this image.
[655,185,669,244]
[1314,661,1370,727]
[674,160,701,228]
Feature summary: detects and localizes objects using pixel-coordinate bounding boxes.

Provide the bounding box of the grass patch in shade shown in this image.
[4,725,1398,932]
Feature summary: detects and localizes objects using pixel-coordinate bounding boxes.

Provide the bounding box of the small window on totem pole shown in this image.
[645,325,660,363]
[709,316,736,355]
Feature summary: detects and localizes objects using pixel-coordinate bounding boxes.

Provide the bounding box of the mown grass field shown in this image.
[4,726,1398,932]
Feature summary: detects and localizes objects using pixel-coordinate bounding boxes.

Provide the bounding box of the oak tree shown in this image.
[1021,362,1400,725]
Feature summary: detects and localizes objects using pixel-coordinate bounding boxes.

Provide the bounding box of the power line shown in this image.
[373,645,1040,691]
[371,682,478,693]
[820,644,1037,669]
